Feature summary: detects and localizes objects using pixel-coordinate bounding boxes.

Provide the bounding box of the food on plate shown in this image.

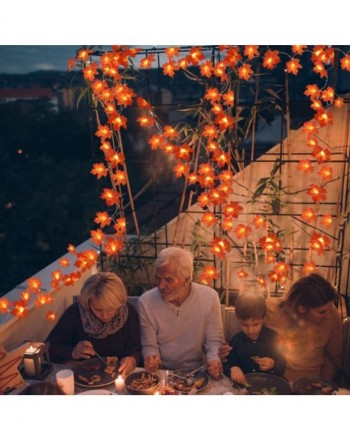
[252,386,278,395]
[104,356,118,374]
[321,386,334,394]
[127,372,158,391]
[194,377,205,389]
[77,374,95,385]
[311,382,323,388]
[81,361,103,372]
[90,374,101,383]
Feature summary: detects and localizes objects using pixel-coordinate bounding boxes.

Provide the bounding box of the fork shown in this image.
[92,349,107,365]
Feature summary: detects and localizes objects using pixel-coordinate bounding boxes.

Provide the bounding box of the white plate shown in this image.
[77,389,116,395]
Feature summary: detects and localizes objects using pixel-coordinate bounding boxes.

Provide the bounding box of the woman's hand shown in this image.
[207,359,223,380]
[144,354,161,372]
[230,366,246,384]
[118,356,137,378]
[218,342,232,363]
[255,357,274,371]
[72,340,95,360]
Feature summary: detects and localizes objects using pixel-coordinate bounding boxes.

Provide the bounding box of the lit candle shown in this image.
[115,375,125,393]
[24,345,37,376]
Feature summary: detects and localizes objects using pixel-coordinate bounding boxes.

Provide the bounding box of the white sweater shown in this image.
[138,282,225,369]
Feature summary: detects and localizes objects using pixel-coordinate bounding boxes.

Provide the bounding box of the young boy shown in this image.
[223,293,285,384]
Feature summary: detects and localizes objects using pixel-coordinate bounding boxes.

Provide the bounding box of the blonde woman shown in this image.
[46,272,141,377]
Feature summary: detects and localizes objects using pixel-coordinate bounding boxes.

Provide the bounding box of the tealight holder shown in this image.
[21,342,52,380]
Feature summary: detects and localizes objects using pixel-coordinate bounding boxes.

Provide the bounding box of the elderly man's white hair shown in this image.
[155,247,194,281]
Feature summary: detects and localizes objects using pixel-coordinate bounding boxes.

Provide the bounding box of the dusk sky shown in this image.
[0,46,82,74]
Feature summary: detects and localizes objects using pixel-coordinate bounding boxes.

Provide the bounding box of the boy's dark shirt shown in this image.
[223,325,286,376]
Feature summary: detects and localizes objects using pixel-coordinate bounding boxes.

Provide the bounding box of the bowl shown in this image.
[125,370,159,395]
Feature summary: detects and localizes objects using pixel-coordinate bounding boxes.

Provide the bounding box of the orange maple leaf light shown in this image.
[68,58,76,72]
[315,109,333,127]
[173,163,189,178]
[321,215,333,229]
[200,61,214,79]
[20,290,31,302]
[310,233,330,255]
[237,269,249,279]
[100,188,121,206]
[90,229,105,246]
[318,166,333,181]
[201,212,218,227]
[11,301,28,319]
[95,124,112,140]
[340,54,350,72]
[302,120,318,135]
[304,84,321,99]
[46,311,56,321]
[297,159,314,174]
[103,237,124,257]
[286,58,302,75]
[36,294,53,307]
[136,116,156,127]
[109,112,128,130]
[222,91,234,108]
[136,97,152,109]
[302,261,317,275]
[292,45,307,55]
[94,211,112,228]
[263,50,281,70]
[164,47,180,59]
[91,163,108,179]
[27,277,42,293]
[301,208,317,223]
[259,233,282,252]
[204,88,221,104]
[253,215,267,229]
[335,97,344,108]
[202,124,219,139]
[307,184,327,203]
[77,48,93,61]
[139,54,156,69]
[112,170,127,185]
[200,265,219,283]
[265,253,276,264]
[59,257,70,268]
[234,224,252,240]
[223,201,243,218]
[256,276,266,287]
[311,146,332,164]
[244,45,259,59]
[222,217,234,232]
[114,217,126,234]
[210,237,231,259]
[0,298,10,314]
[163,61,177,77]
[238,63,254,80]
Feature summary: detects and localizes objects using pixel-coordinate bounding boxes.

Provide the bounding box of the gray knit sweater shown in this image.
[138,282,225,369]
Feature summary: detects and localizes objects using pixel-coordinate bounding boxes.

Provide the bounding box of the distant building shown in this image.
[0,87,59,112]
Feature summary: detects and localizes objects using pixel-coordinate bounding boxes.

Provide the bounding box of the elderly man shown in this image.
[138,246,225,379]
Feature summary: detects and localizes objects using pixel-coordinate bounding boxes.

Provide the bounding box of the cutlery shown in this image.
[92,349,107,365]
[185,365,205,378]
[172,373,194,386]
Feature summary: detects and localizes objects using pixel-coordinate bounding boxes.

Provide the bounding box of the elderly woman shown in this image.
[265,273,343,382]
[138,246,225,379]
[46,272,141,377]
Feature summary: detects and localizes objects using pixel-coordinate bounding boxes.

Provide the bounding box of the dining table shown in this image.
[10,360,350,395]
[12,360,236,395]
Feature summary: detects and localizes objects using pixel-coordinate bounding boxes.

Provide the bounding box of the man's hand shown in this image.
[218,342,232,363]
[206,359,223,380]
[144,354,161,372]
